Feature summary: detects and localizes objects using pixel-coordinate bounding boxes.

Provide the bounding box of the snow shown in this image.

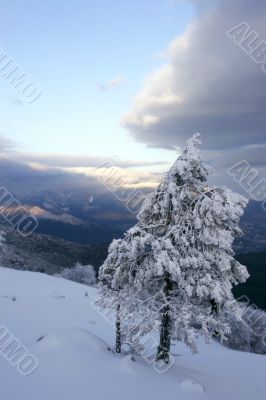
[0,266,265,400]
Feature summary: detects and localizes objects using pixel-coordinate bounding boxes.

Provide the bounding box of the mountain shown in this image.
[234,200,266,254]
[234,251,266,311]
[0,188,136,244]
[0,266,265,400]
[0,225,108,275]
[1,187,265,252]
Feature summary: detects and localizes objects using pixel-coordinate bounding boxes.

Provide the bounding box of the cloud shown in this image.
[0,205,83,225]
[98,75,127,91]
[0,156,94,195]
[0,136,17,153]
[206,144,266,170]
[122,0,266,158]
[12,152,166,169]
[0,149,161,227]
[0,135,261,206]
[0,135,164,203]
[0,148,165,191]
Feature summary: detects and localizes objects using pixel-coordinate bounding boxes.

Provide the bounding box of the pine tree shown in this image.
[98,227,155,353]
[98,133,249,362]
[97,238,123,353]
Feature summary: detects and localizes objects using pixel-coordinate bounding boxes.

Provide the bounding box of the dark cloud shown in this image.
[206,144,266,169]
[123,0,266,157]
[0,131,164,204]
[0,156,99,196]
[0,143,162,205]
[0,142,262,205]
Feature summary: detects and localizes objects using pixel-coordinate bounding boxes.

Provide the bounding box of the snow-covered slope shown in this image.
[0,267,265,400]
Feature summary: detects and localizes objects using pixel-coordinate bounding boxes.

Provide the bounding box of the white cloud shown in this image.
[98,75,127,91]
[0,135,17,153]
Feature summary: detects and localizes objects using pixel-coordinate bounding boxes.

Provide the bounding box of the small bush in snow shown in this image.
[59,263,97,286]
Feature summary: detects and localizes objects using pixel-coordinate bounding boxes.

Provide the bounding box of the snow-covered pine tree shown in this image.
[98,133,249,363]
[136,133,249,362]
[98,227,155,353]
[97,238,123,353]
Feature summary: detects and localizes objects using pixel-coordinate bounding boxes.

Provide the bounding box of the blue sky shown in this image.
[0,0,194,165]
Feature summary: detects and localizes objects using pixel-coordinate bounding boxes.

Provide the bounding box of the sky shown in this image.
[0,0,193,163]
[0,0,265,197]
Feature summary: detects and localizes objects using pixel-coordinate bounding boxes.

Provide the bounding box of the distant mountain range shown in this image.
[1,191,265,254]
[0,188,136,245]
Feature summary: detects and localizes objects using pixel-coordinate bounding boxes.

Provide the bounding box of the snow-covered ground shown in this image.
[0,266,265,400]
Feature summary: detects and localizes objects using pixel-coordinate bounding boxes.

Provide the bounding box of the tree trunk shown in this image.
[156,272,172,364]
[115,303,122,353]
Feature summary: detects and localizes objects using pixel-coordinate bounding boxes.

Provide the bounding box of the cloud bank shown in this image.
[122,0,266,173]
